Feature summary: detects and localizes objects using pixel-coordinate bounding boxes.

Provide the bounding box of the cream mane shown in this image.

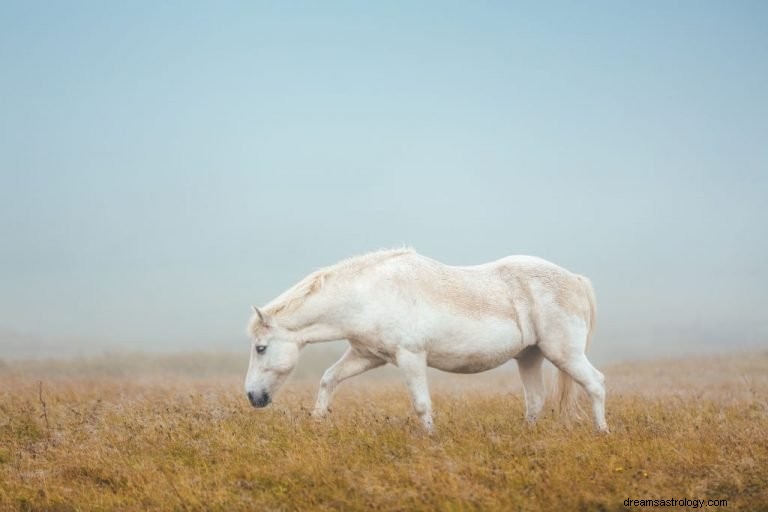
[263,247,415,316]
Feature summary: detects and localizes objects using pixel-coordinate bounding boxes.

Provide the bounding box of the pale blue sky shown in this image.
[1,2,767,360]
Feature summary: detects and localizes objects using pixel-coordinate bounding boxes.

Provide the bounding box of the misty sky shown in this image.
[1,2,767,361]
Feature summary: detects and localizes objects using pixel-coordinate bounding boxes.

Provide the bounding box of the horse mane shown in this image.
[263,247,414,316]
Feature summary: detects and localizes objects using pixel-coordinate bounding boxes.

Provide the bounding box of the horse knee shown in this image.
[594,371,606,393]
[585,380,605,400]
[412,398,430,416]
[319,372,336,390]
[595,370,606,385]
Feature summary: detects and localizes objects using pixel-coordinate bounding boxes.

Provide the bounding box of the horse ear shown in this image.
[251,306,270,327]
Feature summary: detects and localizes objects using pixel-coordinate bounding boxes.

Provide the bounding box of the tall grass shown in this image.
[1,352,766,511]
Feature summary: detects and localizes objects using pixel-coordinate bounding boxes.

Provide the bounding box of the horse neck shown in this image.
[274,295,346,346]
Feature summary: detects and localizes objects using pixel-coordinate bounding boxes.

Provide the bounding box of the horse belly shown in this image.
[425,319,523,374]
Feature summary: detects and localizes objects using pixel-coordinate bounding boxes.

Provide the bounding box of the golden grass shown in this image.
[1,352,767,511]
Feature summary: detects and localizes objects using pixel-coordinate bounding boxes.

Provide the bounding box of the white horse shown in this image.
[244,249,608,433]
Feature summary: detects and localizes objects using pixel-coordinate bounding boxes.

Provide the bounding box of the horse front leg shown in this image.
[312,347,384,418]
[396,348,434,434]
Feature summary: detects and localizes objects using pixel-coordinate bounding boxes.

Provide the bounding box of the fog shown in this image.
[1,2,767,364]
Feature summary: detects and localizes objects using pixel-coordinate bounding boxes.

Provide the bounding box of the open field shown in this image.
[1,351,767,511]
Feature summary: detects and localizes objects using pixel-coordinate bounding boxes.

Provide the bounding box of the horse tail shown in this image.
[554,275,597,418]
[579,275,597,351]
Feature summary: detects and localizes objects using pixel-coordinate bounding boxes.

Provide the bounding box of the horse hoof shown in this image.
[311,409,329,420]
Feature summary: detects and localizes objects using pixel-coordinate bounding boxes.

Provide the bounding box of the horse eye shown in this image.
[255,345,267,354]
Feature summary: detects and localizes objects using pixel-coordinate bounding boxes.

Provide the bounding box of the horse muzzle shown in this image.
[247,390,271,408]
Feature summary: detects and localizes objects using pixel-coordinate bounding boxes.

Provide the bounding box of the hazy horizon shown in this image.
[2,2,767,364]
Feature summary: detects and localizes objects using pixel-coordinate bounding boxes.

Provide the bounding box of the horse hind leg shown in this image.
[539,334,609,433]
[516,346,546,424]
[559,353,608,433]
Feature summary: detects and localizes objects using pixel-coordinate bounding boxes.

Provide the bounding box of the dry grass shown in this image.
[1,351,767,511]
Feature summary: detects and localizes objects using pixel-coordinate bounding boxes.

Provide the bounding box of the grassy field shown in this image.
[1,351,766,511]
